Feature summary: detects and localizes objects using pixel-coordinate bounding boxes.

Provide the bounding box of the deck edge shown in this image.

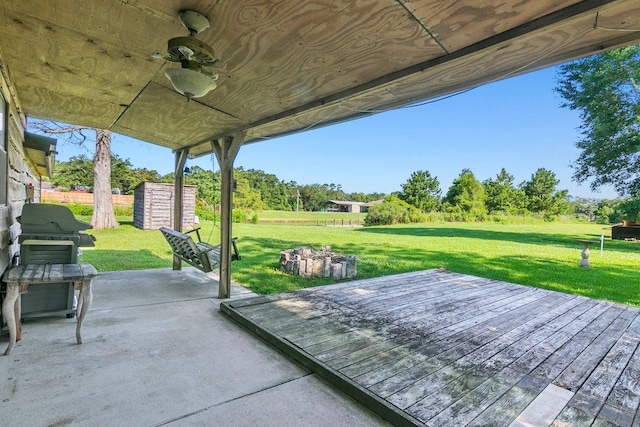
[219,300,426,427]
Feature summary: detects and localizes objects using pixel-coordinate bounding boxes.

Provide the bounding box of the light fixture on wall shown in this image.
[153,10,225,100]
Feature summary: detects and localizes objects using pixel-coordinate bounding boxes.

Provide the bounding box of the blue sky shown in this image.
[56,65,618,200]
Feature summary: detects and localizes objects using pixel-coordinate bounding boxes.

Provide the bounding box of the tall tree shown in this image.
[110,155,135,194]
[555,44,640,196]
[521,168,570,216]
[298,183,346,211]
[569,196,599,220]
[233,176,264,211]
[52,155,94,190]
[444,169,486,216]
[399,170,442,212]
[129,167,162,193]
[237,168,292,210]
[53,154,155,195]
[483,168,523,214]
[183,165,219,206]
[92,129,118,229]
[29,121,118,229]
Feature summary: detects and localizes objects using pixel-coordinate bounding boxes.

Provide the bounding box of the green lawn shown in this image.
[77,217,640,306]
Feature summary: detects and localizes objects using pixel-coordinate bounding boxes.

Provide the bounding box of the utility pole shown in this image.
[296,190,300,212]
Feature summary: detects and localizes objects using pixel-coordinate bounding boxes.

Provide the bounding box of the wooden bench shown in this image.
[160,227,240,273]
[1,263,97,355]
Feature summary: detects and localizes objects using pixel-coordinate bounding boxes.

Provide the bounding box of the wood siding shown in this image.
[0,57,42,275]
[133,182,196,230]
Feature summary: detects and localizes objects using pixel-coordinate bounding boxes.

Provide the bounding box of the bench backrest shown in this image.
[160,227,240,273]
[159,227,212,271]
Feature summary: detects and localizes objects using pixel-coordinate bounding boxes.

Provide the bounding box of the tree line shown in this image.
[366,167,639,225]
[366,167,570,225]
[52,154,638,224]
[404,168,569,217]
[50,155,384,212]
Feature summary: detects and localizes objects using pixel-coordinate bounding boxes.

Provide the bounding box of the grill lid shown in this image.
[18,203,93,233]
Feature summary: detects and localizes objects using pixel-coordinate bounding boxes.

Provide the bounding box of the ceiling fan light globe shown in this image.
[178,10,210,35]
[165,68,217,98]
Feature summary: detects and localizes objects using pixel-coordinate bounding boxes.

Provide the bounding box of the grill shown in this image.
[17,203,96,318]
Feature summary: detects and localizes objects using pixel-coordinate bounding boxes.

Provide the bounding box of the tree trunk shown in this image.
[91,129,118,230]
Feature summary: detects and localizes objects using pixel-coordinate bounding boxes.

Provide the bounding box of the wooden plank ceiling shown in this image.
[0,0,639,158]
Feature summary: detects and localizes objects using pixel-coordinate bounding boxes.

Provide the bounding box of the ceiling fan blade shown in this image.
[151,53,179,62]
[177,46,195,59]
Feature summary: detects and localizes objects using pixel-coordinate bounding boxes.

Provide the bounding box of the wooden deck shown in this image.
[220,269,640,427]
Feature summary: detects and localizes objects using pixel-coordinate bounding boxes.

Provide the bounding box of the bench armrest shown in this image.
[183,227,202,242]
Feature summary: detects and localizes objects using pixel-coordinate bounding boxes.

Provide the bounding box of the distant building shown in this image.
[326,200,382,213]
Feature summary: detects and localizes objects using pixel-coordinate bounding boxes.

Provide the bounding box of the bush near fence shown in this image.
[41,191,134,206]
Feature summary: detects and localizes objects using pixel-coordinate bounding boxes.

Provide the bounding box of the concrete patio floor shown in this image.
[0,268,391,427]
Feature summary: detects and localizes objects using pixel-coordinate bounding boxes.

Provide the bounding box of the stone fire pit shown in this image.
[280,246,356,280]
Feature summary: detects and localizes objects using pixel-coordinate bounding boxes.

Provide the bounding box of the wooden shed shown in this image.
[133,182,196,230]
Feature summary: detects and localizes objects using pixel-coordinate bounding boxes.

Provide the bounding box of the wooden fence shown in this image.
[41,191,134,206]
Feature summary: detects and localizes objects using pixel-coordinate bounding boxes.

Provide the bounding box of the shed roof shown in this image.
[0,1,639,157]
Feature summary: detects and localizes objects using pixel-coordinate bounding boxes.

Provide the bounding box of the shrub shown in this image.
[195,203,220,222]
[365,202,404,226]
[406,205,427,223]
[442,203,486,222]
[595,205,615,224]
[50,203,133,218]
[364,196,426,226]
[422,211,446,222]
[232,209,248,223]
[65,203,93,216]
[114,205,133,217]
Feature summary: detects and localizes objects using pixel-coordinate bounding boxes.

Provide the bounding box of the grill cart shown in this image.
[16,203,95,318]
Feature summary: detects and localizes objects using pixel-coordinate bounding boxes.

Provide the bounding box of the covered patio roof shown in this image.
[1,0,639,158]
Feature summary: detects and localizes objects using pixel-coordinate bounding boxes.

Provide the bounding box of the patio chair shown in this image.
[159,227,240,273]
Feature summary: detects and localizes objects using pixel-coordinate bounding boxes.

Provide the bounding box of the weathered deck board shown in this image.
[379,299,600,413]
[370,296,580,404]
[531,305,626,381]
[554,308,639,392]
[220,269,640,427]
[606,335,640,413]
[466,375,549,426]
[356,296,586,392]
[421,367,528,426]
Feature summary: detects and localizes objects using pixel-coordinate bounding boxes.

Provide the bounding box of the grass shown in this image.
[77,216,640,306]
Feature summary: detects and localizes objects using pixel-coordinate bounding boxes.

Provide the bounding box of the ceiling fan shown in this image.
[153,10,226,100]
